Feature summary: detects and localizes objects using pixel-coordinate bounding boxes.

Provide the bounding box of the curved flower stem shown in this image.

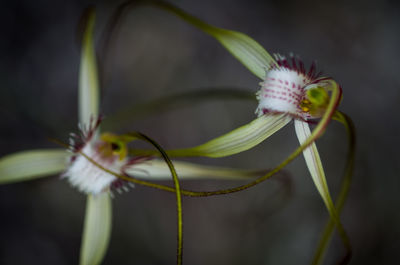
[53,133,184,264]
[311,111,355,265]
[129,132,184,265]
[73,75,340,198]
[69,82,340,265]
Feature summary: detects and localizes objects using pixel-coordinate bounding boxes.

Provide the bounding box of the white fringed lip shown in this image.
[256,69,310,117]
[63,140,126,194]
[62,118,137,195]
[255,54,328,120]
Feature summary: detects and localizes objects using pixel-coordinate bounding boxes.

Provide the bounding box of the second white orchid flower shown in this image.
[111,1,354,264]
[0,8,271,265]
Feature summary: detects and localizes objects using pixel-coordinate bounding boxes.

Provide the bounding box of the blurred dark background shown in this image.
[0,0,399,264]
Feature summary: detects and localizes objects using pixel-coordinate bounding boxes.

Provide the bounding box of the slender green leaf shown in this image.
[79,76,342,202]
[80,193,112,265]
[126,159,264,180]
[79,9,99,125]
[0,149,68,184]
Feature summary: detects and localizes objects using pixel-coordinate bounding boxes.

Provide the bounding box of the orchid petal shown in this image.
[294,120,351,252]
[153,1,276,79]
[125,159,263,180]
[79,9,99,125]
[131,114,291,158]
[80,193,112,265]
[294,120,332,209]
[169,114,291,157]
[0,149,68,184]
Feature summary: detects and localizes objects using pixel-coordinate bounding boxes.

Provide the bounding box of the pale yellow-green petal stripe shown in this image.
[79,8,99,125]
[294,120,331,214]
[0,149,68,184]
[151,0,276,79]
[167,114,291,157]
[294,120,351,256]
[125,159,263,180]
[130,114,291,158]
[80,193,112,265]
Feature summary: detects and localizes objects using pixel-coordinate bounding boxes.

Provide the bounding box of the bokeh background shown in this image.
[1,0,399,264]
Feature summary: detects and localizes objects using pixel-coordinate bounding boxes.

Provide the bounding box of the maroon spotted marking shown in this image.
[262,81,303,101]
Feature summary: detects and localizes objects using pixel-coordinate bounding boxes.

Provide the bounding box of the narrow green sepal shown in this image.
[130,114,291,158]
[80,193,112,265]
[79,8,99,125]
[150,0,277,79]
[0,149,68,184]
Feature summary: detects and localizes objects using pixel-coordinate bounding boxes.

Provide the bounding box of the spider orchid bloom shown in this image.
[0,10,266,265]
[63,118,144,195]
[124,1,351,260]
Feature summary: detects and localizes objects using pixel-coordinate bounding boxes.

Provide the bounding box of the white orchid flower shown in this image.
[0,9,271,265]
[111,1,354,264]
